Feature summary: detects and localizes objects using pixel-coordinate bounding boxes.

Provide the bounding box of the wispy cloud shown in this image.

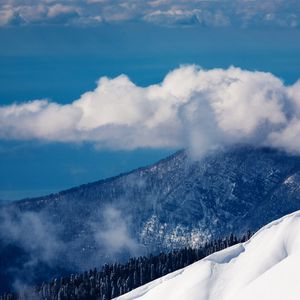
[0,209,63,264]
[1,66,300,158]
[0,201,143,288]
[0,0,299,28]
[92,206,143,256]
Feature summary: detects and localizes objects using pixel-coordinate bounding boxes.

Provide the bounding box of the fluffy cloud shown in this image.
[1,66,300,157]
[0,0,299,27]
[0,2,80,26]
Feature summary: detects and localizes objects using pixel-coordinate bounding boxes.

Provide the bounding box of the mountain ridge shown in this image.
[1,145,300,292]
[13,149,185,205]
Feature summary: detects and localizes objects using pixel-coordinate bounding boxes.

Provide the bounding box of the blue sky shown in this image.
[1,1,300,201]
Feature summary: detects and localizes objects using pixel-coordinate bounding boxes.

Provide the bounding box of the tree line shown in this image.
[1,231,252,300]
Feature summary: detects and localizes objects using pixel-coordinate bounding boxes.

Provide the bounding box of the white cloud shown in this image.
[92,206,143,256]
[1,66,300,157]
[0,2,80,26]
[143,8,230,27]
[47,4,79,18]
[0,0,299,27]
[0,5,23,25]
[0,208,64,264]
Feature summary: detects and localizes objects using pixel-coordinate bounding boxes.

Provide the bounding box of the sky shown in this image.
[1,1,300,201]
[1,0,300,28]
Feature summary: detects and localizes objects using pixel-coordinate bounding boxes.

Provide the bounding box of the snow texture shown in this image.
[116,210,300,300]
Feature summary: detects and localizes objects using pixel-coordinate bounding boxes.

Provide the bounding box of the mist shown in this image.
[0,199,143,293]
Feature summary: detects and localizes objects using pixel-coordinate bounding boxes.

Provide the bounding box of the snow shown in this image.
[115,210,300,300]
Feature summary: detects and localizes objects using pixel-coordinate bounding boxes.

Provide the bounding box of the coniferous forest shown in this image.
[1,232,252,300]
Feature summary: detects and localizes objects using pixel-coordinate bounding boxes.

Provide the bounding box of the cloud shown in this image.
[0,2,81,26]
[143,8,230,27]
[0,0,299,27]
[0,5,24,26]
[0,208,64,266]
[0,202,145,290]
[1,65,300,157]
[92,206,143,256]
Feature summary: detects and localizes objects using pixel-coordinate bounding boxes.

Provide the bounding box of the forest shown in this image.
[1,232,252,300]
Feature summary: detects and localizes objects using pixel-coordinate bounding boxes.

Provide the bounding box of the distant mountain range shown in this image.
[1,145,300,292]
[116,210,300,300]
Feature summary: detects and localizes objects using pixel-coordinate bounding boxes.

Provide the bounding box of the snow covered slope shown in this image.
[2,146,300,292]
[116,210,300,300]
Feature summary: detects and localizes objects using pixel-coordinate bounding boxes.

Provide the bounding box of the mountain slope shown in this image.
[116,210,300,300]
[13,146,300,248]
[1,145,300,291]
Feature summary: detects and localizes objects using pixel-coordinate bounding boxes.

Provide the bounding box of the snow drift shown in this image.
[116,210,300,300]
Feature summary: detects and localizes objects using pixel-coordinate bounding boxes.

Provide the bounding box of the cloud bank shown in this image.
[0,0,299,28]
[1,65,300,157]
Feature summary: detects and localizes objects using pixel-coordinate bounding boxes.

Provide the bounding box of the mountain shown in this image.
[1,145,300,291]
[115,210,300,300]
